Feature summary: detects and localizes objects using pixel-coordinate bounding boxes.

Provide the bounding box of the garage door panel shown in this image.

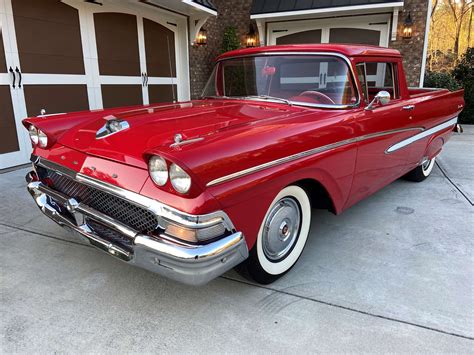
[101,85,142,109]
[23,85,89,117]
[12,0,84,74]
[148,84,177,104]
[276,29,322,44]
[143,18,176,78]
[94,13,141,77]
[0,86,20,154]
[329,28,380,45]
[0,30,7,74]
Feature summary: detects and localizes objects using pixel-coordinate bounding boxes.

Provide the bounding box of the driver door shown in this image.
[346,60,414,208]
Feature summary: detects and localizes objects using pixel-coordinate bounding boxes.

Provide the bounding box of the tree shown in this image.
[446,0,473,58]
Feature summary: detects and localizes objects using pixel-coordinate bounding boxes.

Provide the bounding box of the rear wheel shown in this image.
[404,157,436,182]
[242,185,311,284]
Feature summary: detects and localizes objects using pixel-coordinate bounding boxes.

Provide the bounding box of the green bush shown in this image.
[424,71,461,91]
[452,48,474,124]
[221,27,240,53]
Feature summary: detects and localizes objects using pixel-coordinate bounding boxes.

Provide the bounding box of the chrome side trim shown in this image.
[207,116,458,187]
[215,51,361,110]
[386,117,458,153]
[206,126,424,187]
[33,156,235,231]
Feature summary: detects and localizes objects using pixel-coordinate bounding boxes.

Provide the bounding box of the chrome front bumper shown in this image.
[26,172,248,286]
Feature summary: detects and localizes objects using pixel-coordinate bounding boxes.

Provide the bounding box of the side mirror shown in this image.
[365,90,391,110]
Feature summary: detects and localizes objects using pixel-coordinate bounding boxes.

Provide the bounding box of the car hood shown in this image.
[57,100,307,169]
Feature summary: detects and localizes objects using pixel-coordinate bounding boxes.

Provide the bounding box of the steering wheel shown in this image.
[299,91,335,105]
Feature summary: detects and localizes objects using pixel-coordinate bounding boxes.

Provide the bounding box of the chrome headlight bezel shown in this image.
[28,125,39,145]
[148,155,168,186]
[170,163,191,194]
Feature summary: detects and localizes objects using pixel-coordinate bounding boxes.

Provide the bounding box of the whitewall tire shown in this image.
[243,185,311,284]
[404,157,436,182]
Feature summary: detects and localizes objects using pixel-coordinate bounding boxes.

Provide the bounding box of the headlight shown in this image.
[170,163,191,194]
[149,155,168,186]
[28,125,38,145]
[37,130,48,148]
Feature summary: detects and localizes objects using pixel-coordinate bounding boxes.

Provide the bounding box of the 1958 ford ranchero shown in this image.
[24,44,464,285]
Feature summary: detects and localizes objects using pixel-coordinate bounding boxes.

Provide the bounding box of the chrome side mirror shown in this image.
[365,91,391,110]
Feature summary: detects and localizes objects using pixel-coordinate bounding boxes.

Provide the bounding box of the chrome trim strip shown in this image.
[215,51,361,110]
[206,126,424,187]
[33,156,235,231]
[386,117,458,153]
[207,116,458,187]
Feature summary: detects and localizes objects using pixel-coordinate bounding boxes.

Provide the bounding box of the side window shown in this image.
[356,63,369,102]
[365,62,399,100]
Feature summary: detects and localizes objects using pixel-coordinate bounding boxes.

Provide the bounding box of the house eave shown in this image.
[250,2,405,20]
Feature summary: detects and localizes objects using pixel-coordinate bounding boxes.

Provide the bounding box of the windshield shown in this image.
[202,55,358,108]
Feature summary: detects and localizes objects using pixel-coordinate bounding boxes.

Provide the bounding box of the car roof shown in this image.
[216,44,401,61]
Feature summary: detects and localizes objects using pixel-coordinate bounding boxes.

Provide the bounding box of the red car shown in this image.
[24,44,464,285]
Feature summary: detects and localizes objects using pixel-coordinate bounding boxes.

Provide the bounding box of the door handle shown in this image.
[403,105,415,111]
[9,66,16,88]
[15,67,22,88]
[145,73,148,86]
[141,72,145,87]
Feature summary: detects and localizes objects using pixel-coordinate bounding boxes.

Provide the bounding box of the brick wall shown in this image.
[390,0,429,86]
[188,0,253,99]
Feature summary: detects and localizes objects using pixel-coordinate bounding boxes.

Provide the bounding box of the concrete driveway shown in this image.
[1,128,473,353]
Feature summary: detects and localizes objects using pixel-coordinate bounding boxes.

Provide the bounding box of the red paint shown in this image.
[23,45,464,250]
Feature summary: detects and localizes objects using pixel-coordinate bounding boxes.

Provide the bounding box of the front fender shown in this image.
[207,146,355,249]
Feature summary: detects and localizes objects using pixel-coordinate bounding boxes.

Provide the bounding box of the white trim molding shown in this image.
[250,2,405,19]
[386,116,457,153]
[391,8,399,41]
[419,0,433,87]
[181,0,217,16]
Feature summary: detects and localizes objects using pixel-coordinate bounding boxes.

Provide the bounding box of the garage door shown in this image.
[0,0,188,169]
[93,11,178,108]
[270,14,390,47]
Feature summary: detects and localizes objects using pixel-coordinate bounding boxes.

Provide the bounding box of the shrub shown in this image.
[452,48,473,124]
[221,27,240,53]
[424,71,461,91]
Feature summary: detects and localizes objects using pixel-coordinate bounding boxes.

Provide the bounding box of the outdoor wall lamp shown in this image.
[245,24,258,47]
[195,28,207,46]
[402,12,413,39]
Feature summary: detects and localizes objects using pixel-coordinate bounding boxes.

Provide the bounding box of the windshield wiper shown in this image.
[244,95,292,106]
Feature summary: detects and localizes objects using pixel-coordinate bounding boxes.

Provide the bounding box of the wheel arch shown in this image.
[291,178,336,214]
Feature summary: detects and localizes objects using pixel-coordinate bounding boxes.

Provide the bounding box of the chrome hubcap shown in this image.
[262,197,301,261]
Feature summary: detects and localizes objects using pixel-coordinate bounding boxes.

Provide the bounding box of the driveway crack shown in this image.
[436,161,473,206]
[220,275,474,341]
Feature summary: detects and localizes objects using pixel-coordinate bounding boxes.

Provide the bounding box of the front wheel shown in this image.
[242,185,311,284]
[404,157,436,182]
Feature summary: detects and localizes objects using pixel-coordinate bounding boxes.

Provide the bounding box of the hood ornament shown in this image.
[170,133,204,148]
[96,116,130,139]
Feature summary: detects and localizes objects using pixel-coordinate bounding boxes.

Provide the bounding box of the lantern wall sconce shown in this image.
[402,12,413,39]
[196,27,207,45]
[245,24,258,48]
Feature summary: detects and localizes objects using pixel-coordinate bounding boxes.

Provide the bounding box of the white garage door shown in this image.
[268,14,390,47]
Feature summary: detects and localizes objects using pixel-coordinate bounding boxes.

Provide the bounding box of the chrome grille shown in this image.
[87,219,133,252]
[45,169,159,233]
